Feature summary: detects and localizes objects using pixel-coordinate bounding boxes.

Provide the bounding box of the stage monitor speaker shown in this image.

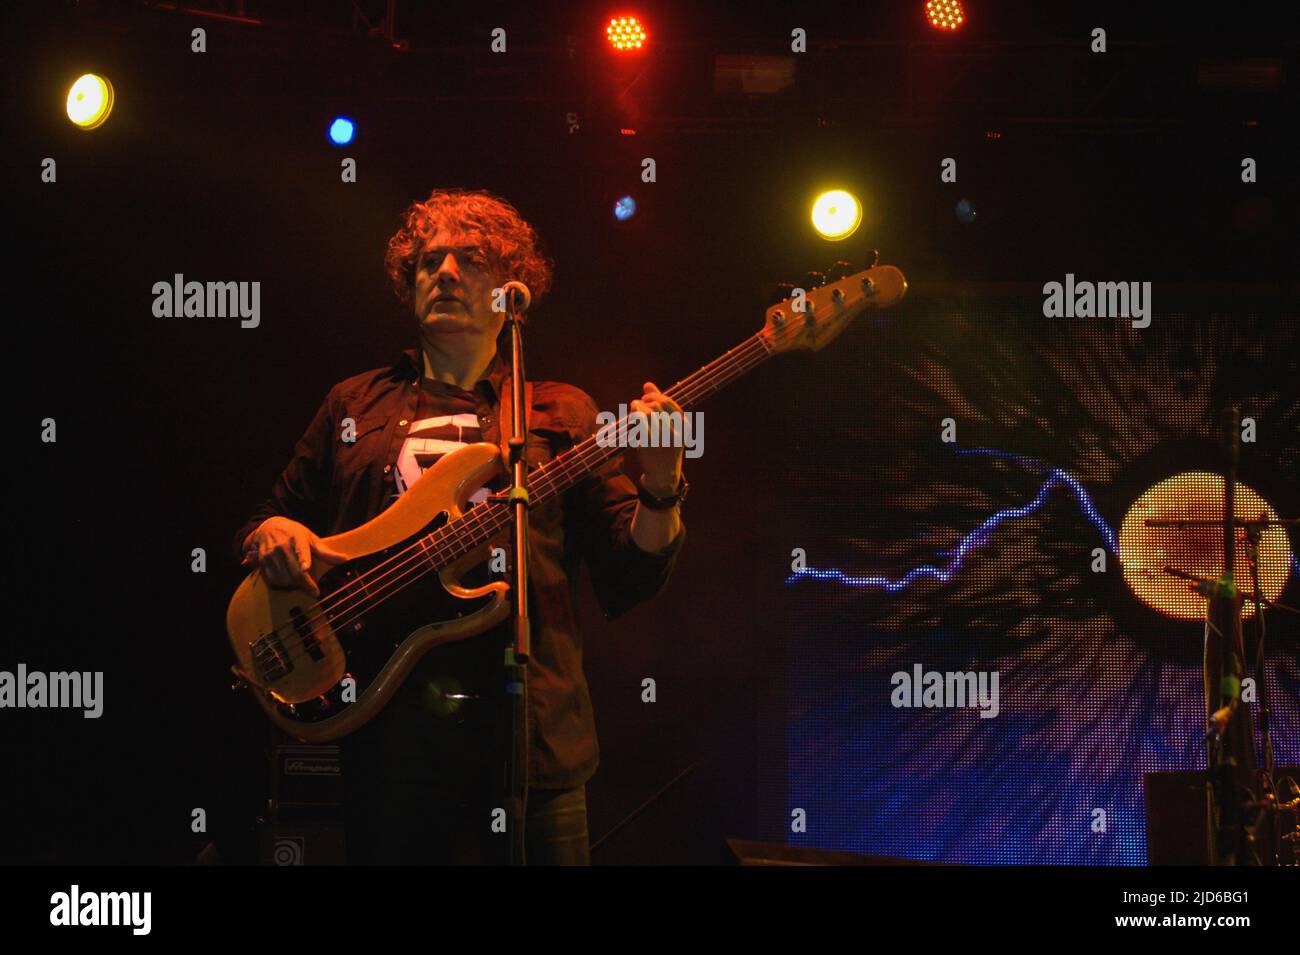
[262,740,347,865]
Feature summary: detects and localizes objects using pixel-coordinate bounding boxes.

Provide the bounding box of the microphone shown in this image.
[500,281,532,316]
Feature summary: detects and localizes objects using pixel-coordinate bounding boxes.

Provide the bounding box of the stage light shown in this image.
[811,190,862,240]
[328,117,355,145]
[925,0,965,31]
[1119,472,1292,621]
[613,195,637,221]
[606,16,647,51]
[66,73,114,129]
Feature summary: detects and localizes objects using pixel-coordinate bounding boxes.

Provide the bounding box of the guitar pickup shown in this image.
[288,606,327,662]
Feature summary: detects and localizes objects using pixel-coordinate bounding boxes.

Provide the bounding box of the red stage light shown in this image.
[925,0,965,31]
[606,16,647,51]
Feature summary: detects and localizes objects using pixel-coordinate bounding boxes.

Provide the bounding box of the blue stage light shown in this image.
[328,117,355,145]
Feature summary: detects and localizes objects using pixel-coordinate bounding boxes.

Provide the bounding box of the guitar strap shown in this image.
[496,377,534,465]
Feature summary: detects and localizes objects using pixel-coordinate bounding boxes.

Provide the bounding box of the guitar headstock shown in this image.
[759,260,907,354]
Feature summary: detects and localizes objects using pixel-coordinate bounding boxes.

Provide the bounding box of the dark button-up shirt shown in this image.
[233,347,685,788]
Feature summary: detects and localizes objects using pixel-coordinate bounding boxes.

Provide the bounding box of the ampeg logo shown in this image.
[284,758,340,776]
[273,836,305,866]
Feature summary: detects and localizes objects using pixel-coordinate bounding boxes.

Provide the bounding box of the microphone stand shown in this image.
[1155,520,1299,866]
[492,284,532,866]
[1203,406,1256,865]
[1144,406,1294,864]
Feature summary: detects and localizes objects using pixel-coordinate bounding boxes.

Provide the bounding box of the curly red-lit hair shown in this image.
[384,187,554,308]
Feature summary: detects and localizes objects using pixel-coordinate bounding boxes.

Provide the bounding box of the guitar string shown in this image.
[251,280,881,678]
[248,331,775,674]
[250,332,772,670]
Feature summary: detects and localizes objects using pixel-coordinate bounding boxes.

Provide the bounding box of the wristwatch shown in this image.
[636,473,689,510]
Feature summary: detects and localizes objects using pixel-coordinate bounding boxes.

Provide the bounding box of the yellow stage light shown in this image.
[66,73,114,129]
[811,190,862,240]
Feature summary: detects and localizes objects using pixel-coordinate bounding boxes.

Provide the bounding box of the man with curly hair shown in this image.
[234,188,686,865]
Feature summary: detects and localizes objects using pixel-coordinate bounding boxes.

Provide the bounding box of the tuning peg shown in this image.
[826,260,852,281]
[802,271,827,290]
[768,282,796,305]
[863,249,879,269]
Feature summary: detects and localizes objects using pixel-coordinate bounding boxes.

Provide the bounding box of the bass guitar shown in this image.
[227,261,906,740]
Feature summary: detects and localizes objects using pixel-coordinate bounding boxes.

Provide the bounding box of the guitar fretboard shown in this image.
[420,330,774,567]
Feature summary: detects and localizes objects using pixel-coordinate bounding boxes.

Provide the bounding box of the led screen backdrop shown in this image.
[776,305,1298,864]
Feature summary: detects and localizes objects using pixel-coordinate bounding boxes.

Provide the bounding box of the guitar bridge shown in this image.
[250,631,294,682]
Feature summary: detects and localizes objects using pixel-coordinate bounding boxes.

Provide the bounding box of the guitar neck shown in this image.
[528,331,773,504]
[433,331,774,559]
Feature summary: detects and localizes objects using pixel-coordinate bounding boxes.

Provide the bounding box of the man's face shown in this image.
[411,226,503,343]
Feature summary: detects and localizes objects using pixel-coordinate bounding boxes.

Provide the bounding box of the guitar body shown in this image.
[226,441,513,742]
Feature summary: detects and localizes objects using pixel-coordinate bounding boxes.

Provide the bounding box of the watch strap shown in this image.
[637,474,688,510]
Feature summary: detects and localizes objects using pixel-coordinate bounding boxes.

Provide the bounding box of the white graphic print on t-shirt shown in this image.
[393,412,492,505]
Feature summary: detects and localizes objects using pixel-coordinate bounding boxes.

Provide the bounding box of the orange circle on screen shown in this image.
[1119,471,1292,620]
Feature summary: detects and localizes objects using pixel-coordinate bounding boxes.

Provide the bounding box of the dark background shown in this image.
[4,1,1297,864]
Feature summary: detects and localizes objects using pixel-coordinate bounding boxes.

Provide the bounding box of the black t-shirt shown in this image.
[386,377,513,731]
